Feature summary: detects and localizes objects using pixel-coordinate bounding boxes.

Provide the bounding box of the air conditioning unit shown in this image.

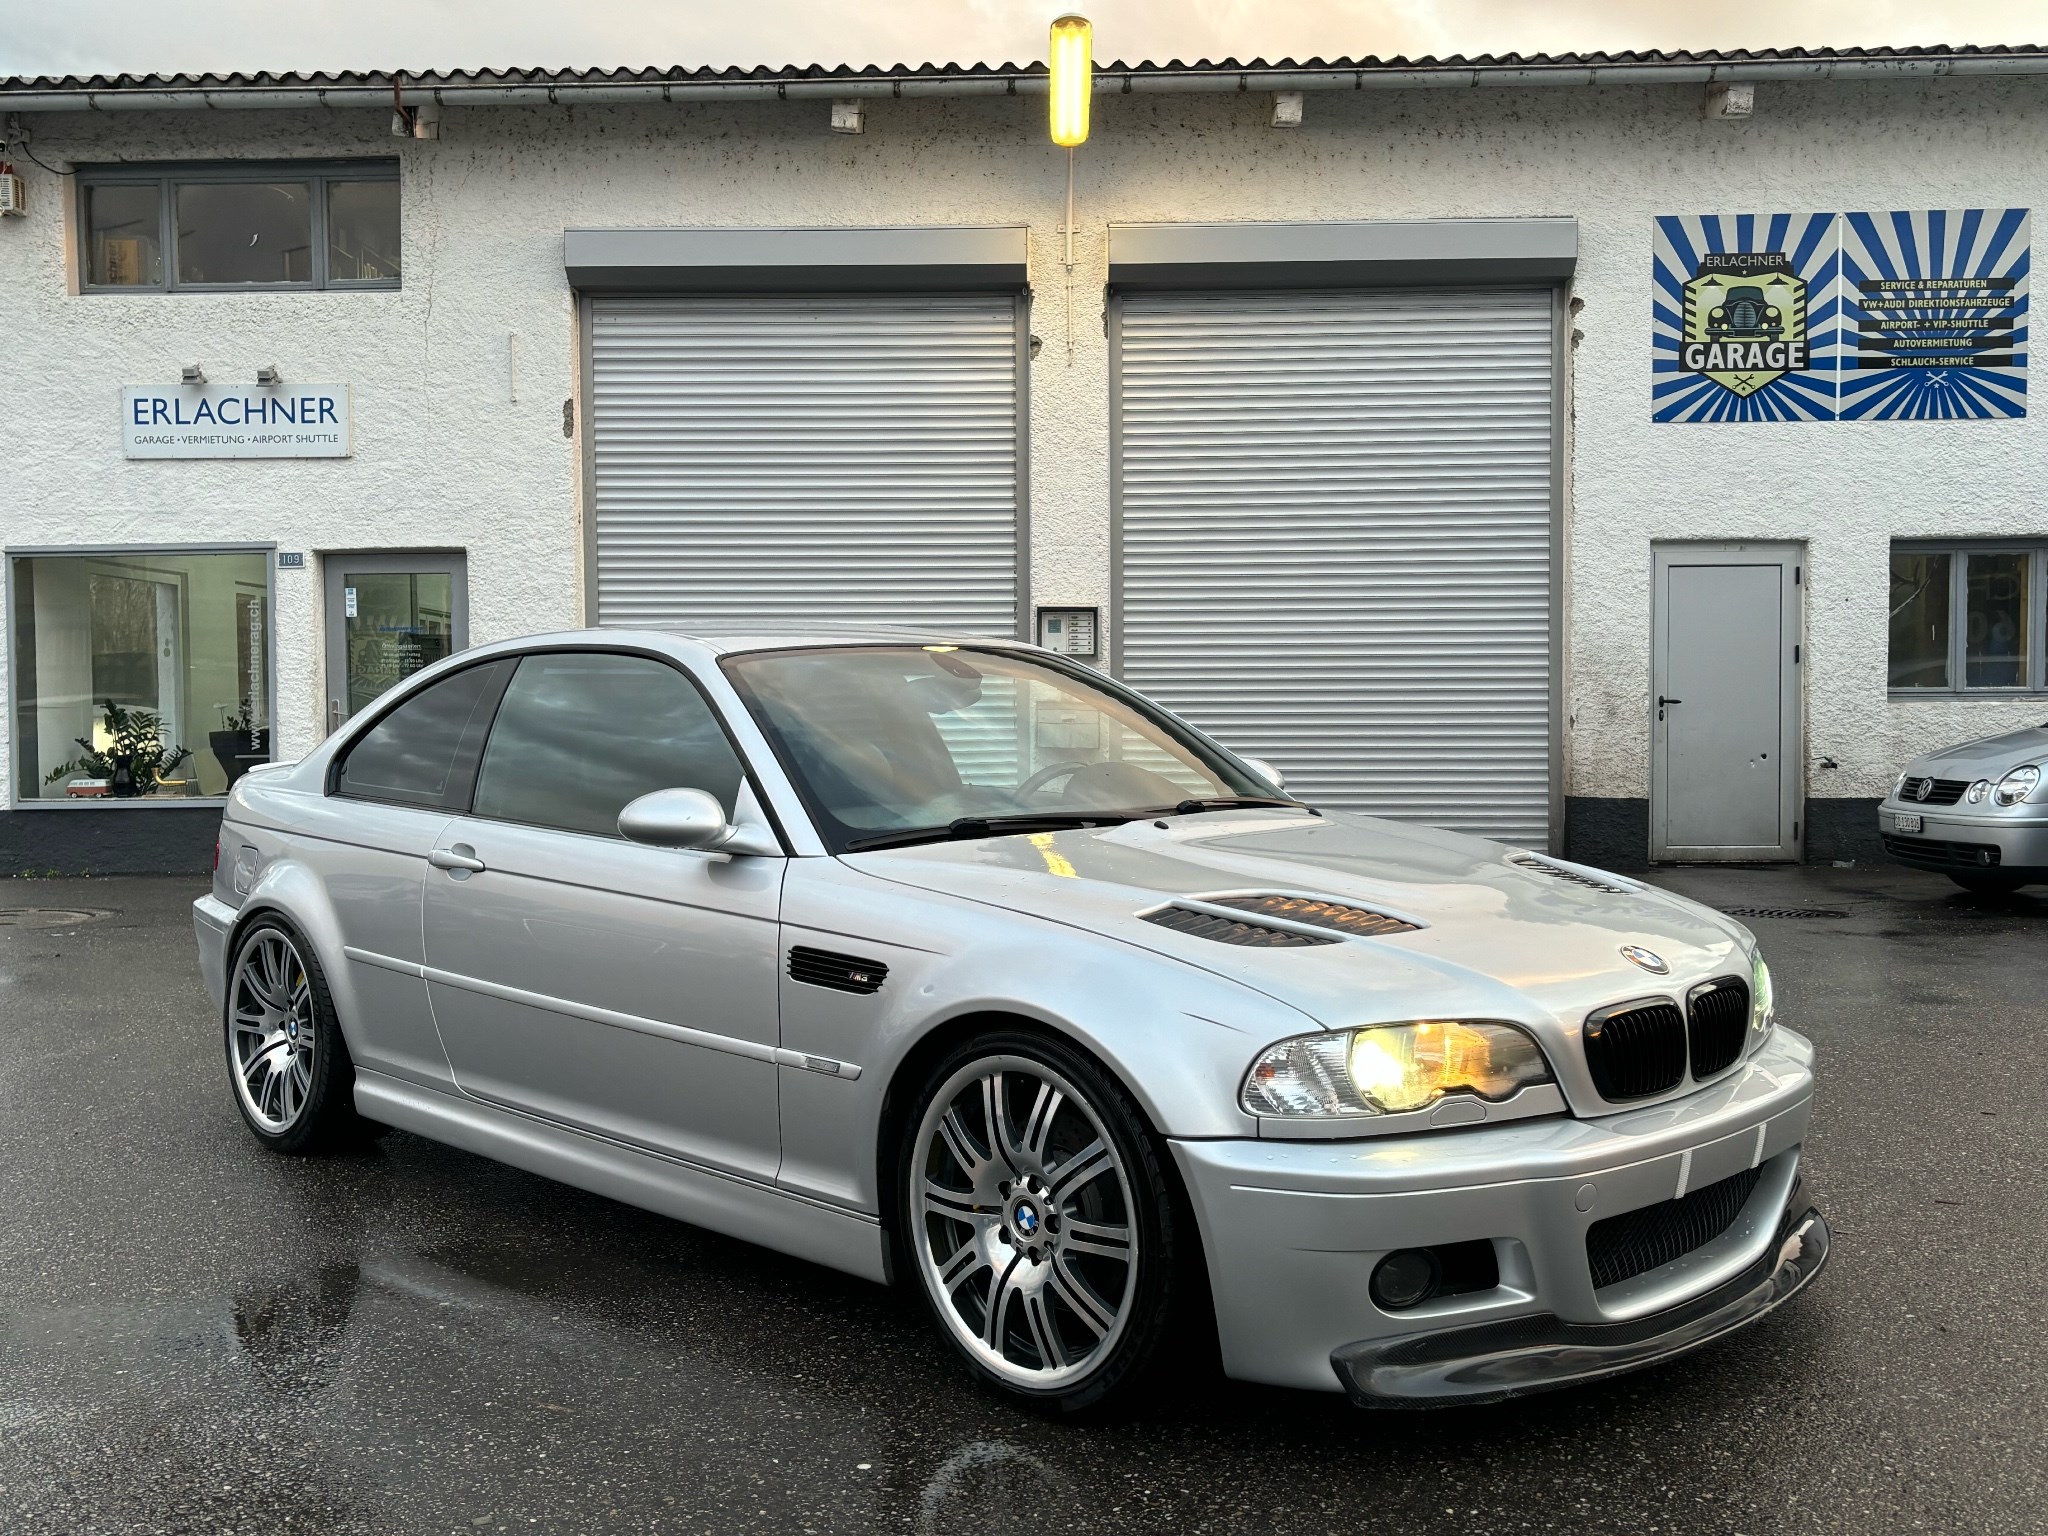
[0,165,25,217]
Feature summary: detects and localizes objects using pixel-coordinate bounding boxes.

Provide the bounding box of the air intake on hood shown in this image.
[1140,906,1340,948]
[1207,894,1419,937]
[788,946,889,995]
[1509,854,1631,895]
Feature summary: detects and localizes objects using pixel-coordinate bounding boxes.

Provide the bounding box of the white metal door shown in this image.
[1114,288,1558,845]
[1651,544,1804,862]
[588,295,1022,635]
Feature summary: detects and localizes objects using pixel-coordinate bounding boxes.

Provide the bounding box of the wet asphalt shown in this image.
[1,865,2045,1536]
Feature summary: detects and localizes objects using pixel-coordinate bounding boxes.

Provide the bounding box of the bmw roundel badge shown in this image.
[1620,945,1670,975]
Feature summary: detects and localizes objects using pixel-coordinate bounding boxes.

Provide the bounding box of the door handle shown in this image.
[429,846,487,876]
[1657,695,1684,722]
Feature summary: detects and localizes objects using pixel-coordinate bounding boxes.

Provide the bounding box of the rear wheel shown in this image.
[224,918,362,1153]
[1947,871,2028,896]
[901,1030,1189,1413]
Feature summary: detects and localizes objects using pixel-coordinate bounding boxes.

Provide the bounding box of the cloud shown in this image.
[1,0,2041,78]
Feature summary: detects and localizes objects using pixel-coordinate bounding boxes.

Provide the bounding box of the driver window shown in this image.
[470,652,743,838]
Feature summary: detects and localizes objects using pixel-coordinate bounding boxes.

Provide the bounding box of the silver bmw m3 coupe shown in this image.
[194,630,1827,1410]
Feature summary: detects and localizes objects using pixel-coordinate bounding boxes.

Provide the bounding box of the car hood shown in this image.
[1904,722,2048,781]
[841,809,1750,1033]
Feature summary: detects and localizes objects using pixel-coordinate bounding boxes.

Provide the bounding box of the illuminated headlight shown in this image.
[1995,765,2041,807]
[1242,1021,1553,1118]
[1749,950,1776,1052]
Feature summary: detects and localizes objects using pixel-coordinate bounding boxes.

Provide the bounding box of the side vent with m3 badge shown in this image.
[788,945,889,995]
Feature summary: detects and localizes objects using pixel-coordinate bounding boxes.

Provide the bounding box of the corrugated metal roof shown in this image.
[5,45,2046,95]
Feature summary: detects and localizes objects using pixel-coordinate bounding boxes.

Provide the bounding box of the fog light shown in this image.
[1370,1248,1441,1311]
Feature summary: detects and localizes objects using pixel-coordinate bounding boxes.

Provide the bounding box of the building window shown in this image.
[8,550,274,803]
[79,161,399,292]
[1888,542,2047,694]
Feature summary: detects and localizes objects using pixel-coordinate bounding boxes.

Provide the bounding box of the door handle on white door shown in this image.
[429,846,487,876]
[1657,695,1684,722]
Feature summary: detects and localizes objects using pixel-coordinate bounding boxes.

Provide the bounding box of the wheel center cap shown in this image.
[287,1020,299,1039]
[1014,1202,1040,1238]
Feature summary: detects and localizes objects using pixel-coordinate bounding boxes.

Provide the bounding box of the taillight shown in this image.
[214,838,222,873]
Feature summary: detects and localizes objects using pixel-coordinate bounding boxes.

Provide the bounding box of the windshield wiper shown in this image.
[844,812,1139,853]
[1165,797,1300,816]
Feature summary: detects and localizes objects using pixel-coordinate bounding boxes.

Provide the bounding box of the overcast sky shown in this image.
[1,0,2041,78]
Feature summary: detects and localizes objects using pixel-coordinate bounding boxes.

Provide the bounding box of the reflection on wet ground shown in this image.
[3,870,2045,1533]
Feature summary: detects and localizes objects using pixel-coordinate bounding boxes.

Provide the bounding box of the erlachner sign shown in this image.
[122,385,351,459]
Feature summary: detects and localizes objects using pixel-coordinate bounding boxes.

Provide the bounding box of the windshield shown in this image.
[722,645,1285,851]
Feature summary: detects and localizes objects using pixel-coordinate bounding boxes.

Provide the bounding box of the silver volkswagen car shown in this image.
[194,630,1826,1410]
[1879,722,2048,893]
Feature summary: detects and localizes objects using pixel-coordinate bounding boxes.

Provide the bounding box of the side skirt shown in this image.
[354,1070,890,1284]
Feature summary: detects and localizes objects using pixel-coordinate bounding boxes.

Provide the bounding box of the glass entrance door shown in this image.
[323,552,468,732]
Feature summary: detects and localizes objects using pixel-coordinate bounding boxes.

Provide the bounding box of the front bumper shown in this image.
[1170,1030,1818,1398]
[1333,1200,1827,1406]
[1877,801,2048,875]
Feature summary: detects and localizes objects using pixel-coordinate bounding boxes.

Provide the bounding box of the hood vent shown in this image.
[788,945,888,995]
[1509,854,1631,895]
[1141,906,1339,948]
[1207,893,1419,938]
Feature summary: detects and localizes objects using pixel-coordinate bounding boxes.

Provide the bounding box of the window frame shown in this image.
[327,645,790,853]
[75,159,401,295]
[1888,539,2048,698]
[5,541,278,811]
[465,649,753,842]
[329,657,515,814]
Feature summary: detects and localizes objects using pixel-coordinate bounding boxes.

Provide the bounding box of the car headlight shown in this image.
[1749,950,1776,1052]
[1242,1021,1553,1118]
[1967,779,1991,805]
[1892,770,1909,800]
[1995,765,2041,806]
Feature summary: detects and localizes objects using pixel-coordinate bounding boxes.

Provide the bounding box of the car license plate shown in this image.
[1892,812,1922,834]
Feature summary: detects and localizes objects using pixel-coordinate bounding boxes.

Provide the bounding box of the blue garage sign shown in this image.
[1653,209,2029,422]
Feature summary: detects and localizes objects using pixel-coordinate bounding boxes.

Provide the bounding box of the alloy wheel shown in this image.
[911,1054,1139,1391]
[229,929,317,1132]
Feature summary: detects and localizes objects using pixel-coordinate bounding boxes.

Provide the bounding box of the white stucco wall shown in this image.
[4,75,2047,827]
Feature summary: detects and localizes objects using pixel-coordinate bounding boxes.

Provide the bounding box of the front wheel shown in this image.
[224,918,362,1153]
[901,1031,1191,1412]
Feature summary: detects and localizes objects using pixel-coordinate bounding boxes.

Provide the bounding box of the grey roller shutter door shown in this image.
[1116,288,1556,844]
[590,295,1021,634]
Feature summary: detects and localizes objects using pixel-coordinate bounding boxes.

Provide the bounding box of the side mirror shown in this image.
[1241,757,1286,792]
[618,788,780,856]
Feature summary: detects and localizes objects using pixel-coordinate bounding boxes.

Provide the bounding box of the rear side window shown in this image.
[334,660,512,809]
[470,652,745,838]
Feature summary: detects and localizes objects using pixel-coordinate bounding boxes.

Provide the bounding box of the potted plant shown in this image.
[209,702,271,791]
[44,699,191,798]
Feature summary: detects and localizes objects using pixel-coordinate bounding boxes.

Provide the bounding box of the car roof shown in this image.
[487,625,1044,659]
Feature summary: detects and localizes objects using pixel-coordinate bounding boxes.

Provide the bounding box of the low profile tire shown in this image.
[901,1029,1190,1413]
[1947,872,2027,896]
[224,918,362,1153]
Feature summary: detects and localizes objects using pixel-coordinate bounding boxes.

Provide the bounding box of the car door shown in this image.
[421,648,787,1182]
[321,656,516,1089]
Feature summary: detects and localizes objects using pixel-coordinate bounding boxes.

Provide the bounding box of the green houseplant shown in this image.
[44,699,191,798]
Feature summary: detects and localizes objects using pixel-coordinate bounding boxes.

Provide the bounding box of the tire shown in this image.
[899,1028,1193,1413]
[1947,872,2027,896]
[223,917,363,1153]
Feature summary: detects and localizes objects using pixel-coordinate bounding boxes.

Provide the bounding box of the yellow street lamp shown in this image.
[1048,13,1093,148]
